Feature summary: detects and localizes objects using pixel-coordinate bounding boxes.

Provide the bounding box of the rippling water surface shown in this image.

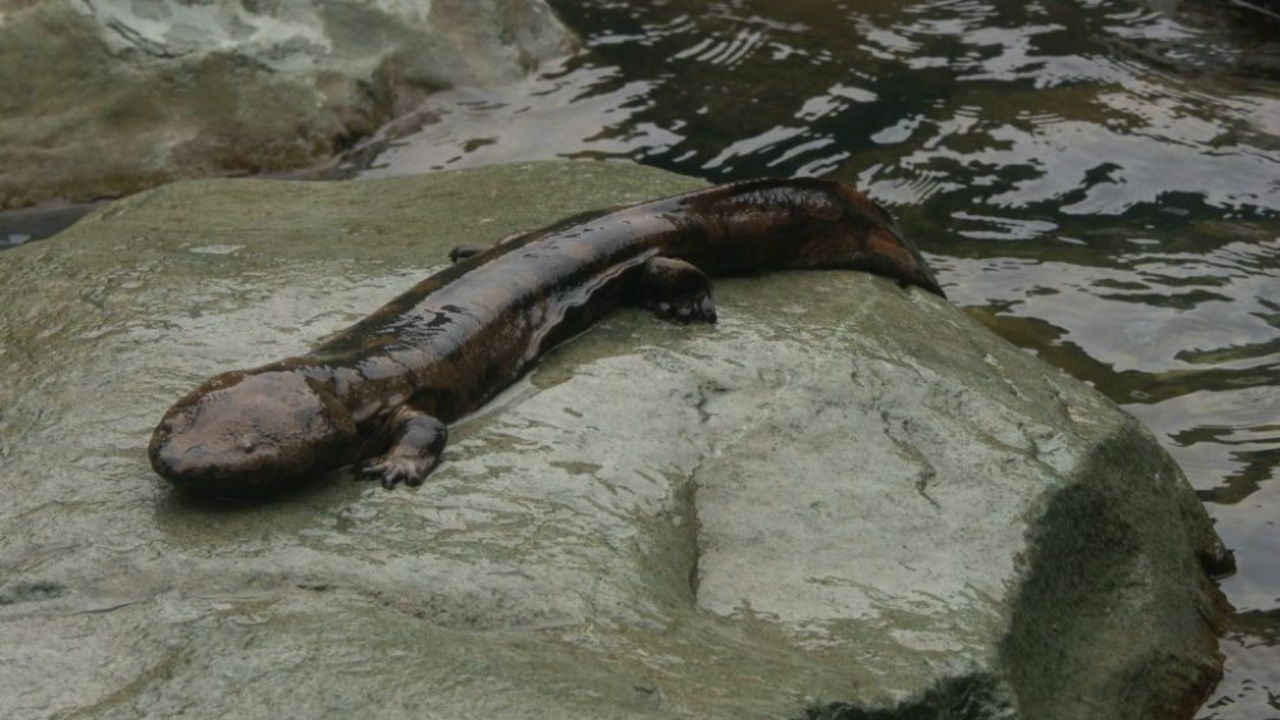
[348,0,1280,714]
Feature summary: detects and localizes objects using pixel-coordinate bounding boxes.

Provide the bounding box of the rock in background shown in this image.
[0,0,576,210]
[0,161,1233,719]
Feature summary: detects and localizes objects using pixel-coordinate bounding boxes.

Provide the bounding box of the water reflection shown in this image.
[1204,628,1280,718]
[341,0,1280,714]
[342,61,682,177]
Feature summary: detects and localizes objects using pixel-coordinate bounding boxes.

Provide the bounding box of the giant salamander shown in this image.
[150,178,946,496]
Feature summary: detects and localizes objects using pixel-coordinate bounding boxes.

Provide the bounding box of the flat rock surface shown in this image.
[0,162,1230,719]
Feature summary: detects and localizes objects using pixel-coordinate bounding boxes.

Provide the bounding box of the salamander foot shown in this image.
[642,256,717,324]
[355,410,448,489]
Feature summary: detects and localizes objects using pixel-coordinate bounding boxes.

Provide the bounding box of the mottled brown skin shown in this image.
[150,178,946,496]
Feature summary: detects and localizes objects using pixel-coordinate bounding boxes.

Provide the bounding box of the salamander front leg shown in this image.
[449,231,530,263]
[448,246,486,262]
[642,256,717,323]
[356,408,448,489]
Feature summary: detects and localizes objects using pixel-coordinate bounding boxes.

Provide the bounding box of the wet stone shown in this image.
[0,161,1231,719]
[0,0,576,210]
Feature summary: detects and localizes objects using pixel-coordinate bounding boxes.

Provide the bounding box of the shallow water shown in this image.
[345,0,1280,714]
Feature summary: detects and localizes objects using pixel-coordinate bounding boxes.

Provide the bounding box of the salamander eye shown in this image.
[238,438,256,454]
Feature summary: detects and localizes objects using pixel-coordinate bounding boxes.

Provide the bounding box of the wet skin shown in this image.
[149,178,946,496]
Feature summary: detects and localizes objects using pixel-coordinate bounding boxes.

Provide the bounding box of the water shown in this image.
[343,0,1280,715]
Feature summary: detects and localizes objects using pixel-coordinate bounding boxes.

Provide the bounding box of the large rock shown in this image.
[0,162,1231,719]
[0,0,575,210]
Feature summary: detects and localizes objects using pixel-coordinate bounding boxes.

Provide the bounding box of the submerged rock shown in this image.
[0,161,1231,719]
[0,0,575,210]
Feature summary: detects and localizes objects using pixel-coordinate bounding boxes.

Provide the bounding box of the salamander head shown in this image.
[149,370,359,496]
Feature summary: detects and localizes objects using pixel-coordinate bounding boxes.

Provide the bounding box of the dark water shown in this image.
[0,201,108,249]
[346,0,1280,715]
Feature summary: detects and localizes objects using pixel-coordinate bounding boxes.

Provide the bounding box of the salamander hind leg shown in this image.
[356,408,448,489]
[642,256,717,323]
